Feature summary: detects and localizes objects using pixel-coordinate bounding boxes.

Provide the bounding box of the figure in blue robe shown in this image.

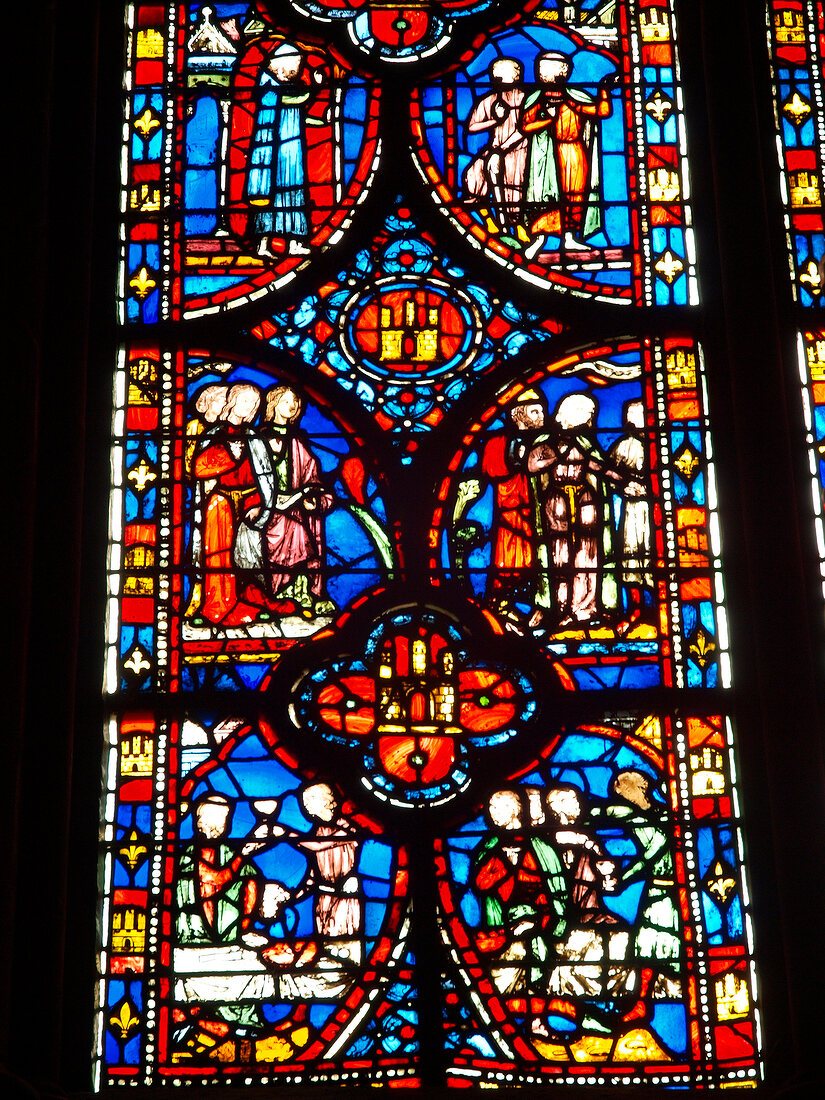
[247,43,311,255]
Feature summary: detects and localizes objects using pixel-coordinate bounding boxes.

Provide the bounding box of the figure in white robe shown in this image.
[463,58,528,237]
[299,783,362,964]
[608,400,652,622]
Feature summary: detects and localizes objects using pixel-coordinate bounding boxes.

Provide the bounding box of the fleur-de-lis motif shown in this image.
[109,1000,140,1041]
[783,91,811,126]
[127,460,157,492]
[645,89,673,123]
[124,647,151,676]
[130,266,157,300]
[689,628,716,669]
[707,860,737,904]
[118,828,149,870]
[799,260,824,295]
[134,108,161,138]
[654,250,684,285]
[674,447,699,481]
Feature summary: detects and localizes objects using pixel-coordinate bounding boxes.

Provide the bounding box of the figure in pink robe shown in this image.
[463,57,528,237]
[299,782,361,941]
[255,386,334,614]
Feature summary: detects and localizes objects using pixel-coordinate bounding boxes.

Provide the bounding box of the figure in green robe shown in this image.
[473,789,568,1039]
[606,769,682,1021]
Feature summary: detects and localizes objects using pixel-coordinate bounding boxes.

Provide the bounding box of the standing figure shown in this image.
[523,393,618,627]
[463,58,529,239]
[607,770,682,1022]
[191,383,266,626]
[257,385,334,617]
[474,789,568,1039]
[545,786,618,926]
[299,782,361,959]
[247,42,313,258]
[470,390,548,615]
[185,385,228,619]
[522,52,615,254]
[608,400,653,625]
[177,794,261,946]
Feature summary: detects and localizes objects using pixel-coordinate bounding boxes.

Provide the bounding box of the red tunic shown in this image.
[193,425,263,625]
[482,434,534,576]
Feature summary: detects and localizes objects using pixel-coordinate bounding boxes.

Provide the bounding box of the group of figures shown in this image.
[469,770,681,1046]
[186,381,333,627]
[463,52,617,255]
[242,44,616,261]
[174,780,365,1043]
[455,389,653,634]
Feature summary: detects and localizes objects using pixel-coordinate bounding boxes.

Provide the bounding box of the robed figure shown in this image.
[522,52,615,253]
[473,789,568,1040]
[246,42,313,256]
[246,385,334,615]
[520,393,621,627]
[191,383,268,626]
[463,57,529,237]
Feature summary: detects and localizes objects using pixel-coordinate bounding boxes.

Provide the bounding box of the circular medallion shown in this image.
[338,276,483,385]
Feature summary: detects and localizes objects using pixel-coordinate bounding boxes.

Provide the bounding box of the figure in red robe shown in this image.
[192,383,266,626]
[522,52,615,255]
[476,390,548,608]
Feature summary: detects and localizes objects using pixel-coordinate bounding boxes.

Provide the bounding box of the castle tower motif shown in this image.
[715,970,751,1020]
[807,338,825,381]
[790,169,821,208]
[690,745,726,796]
[774,8,805,46]
[111,906,147,955]
[379,293,443,364]
[376,634,459,735]
[666,348,697,389]
[120,731,154,775]
[640,6,670,43]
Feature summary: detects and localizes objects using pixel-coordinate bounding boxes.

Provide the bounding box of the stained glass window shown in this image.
[768,3,825,602]
[96,0,763,1090]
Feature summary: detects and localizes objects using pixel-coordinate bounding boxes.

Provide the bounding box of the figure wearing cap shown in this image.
[474,389,549,608]
[247,40,315,258]
[522,52,616,255]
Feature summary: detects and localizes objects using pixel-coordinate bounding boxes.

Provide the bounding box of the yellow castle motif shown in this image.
[121,732,154,775]
[649,167,681,203]
[666,348,697,390]
[124,540,155,596]
[806,337,825,381]
[640,8,670,44]
[790,169,821,208]
[136,28,164,59]
[128,358,158,405]
[111,907,146,955]
[130,182,161,213]
[690,746,726,796]
[715,970,751,1021]
[774,9,805,46]
[380,297,441,363]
